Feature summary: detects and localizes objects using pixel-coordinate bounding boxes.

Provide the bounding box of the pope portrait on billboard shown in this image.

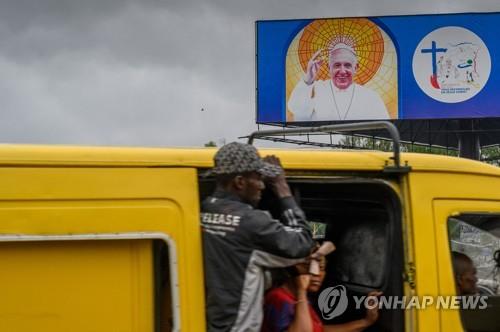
[286,19,398,122]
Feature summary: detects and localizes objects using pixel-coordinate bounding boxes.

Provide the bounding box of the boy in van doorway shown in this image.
[202,142,314,332]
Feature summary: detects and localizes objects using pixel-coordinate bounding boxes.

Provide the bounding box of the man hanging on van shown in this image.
[202,142,314,332]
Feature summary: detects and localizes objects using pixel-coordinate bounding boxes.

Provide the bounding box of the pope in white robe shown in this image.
[288,43,390,122]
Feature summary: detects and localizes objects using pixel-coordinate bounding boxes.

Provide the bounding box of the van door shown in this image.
[407,170,500,332]
[434,200,500,332]
[0,166,205,332]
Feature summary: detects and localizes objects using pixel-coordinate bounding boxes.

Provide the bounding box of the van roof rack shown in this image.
[246,121,411,174]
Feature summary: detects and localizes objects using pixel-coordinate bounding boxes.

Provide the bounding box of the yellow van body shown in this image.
[0,145,498,332]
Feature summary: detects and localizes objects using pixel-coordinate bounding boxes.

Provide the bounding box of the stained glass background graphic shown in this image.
[286,18,398,121]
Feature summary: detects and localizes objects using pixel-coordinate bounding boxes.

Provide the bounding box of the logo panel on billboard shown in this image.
[412,26,491,103]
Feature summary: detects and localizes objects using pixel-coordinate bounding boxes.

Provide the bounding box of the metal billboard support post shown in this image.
[458,119,480,160]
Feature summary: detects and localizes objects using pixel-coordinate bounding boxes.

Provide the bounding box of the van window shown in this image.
[154,240,175,332]
[448,214,500,332]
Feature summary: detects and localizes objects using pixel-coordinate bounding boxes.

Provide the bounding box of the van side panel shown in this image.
[408,171,500,332]
[0,240,153,332]
[0,167,205,332]
[406,172,441,331]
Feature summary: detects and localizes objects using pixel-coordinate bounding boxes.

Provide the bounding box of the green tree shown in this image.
[338,135,459,156]
[339,135,392,152]
[204,141,217,147]
[481,145,500,166]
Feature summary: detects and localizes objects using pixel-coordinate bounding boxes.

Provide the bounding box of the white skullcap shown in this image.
[329,42,357,56]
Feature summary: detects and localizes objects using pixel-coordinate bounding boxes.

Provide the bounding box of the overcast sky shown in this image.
[1,0,499,147]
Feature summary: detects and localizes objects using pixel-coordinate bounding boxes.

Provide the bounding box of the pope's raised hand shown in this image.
[304,49,324,85]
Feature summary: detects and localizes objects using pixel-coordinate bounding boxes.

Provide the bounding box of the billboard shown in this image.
[256,13,499,123]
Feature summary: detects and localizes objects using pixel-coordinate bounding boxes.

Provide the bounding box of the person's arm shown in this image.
[263,156,309,230]
[287,275,313,332]
[288,80,315,121]
[323,291,382,332]
[322,307,378,332]
[248,201,313,260]
[288,50,323,121]
[263,155,293,199]
[248,157,313,260]
[323,320,370,332]
[366,87,390,120]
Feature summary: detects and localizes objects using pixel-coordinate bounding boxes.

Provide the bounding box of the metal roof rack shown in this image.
[246,121,411,174]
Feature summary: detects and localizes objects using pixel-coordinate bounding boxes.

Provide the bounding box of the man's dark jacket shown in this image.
[201,190,313,331]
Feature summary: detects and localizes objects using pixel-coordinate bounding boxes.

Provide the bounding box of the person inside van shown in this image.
[262,244,381,332]
[202,142,314,331]
[452,251,478,296]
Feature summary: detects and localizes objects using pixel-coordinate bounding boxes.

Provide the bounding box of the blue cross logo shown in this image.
[421,41,447,76]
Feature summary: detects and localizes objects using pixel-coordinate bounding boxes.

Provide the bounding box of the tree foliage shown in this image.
[481,145,500,166]
[204,141,217,147]
[338,136,458,156]
[338,135,500,166]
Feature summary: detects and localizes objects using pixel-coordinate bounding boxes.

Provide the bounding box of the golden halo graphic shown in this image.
[298,18,385,84]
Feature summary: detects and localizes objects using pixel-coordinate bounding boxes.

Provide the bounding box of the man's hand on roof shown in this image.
[263,155,292,199]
